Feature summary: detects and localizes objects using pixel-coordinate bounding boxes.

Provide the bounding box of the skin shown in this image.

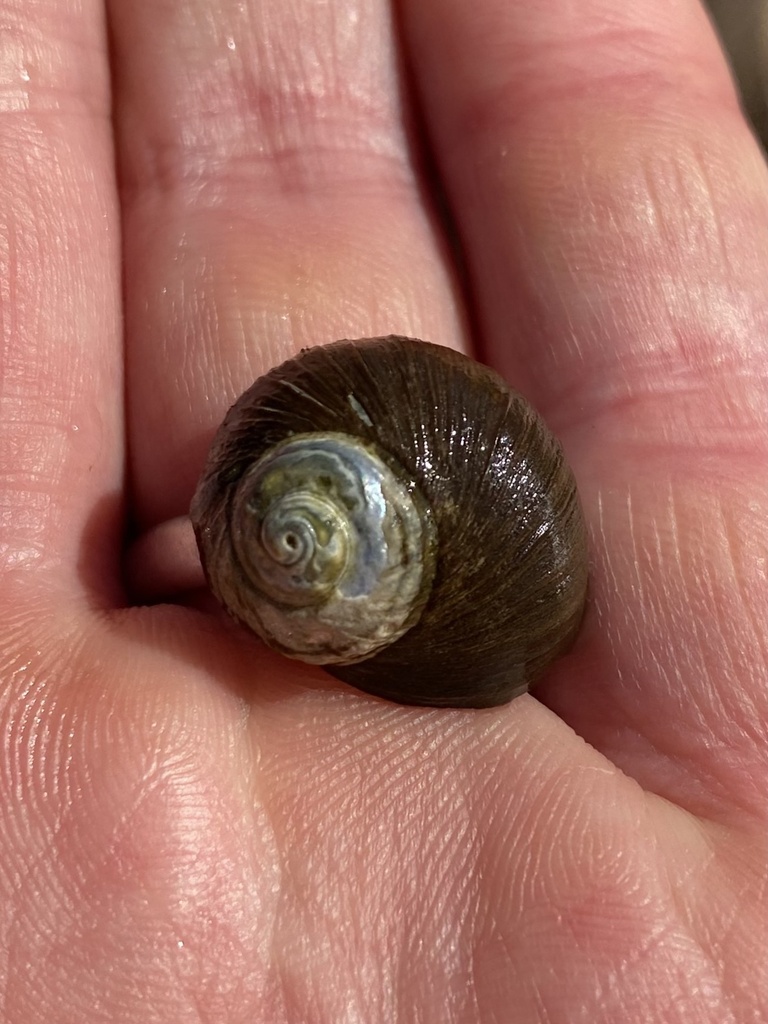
[0,0,766,1020]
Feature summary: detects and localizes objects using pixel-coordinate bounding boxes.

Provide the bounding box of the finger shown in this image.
[108,0,465,529]
[399,0,768,816]
[0,0,122,605]
[399,0,768,419]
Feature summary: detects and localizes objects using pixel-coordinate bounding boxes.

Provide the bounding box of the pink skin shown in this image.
[1,0,767,1021]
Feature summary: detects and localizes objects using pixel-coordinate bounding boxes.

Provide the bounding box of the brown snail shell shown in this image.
[190,336,588,708]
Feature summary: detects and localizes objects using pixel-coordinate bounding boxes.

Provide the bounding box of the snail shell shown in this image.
[191,336,588,708]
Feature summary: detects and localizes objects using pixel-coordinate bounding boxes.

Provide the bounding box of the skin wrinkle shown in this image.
[661,487,767,736]
[651,819,733,1010]
[122,135,411,206]
[454,108,768,423]
[71,750,259,1018]
[0,209,17,388]
[412,812,476,941]
[717,496,768,671]
[533,771,622,900]
[446,67,741,175]
[626,481,753,704]
[0,140,120,582]
[623,133,762,354]
[694,869,754,1010]
[592,489,625,682]
[419,0,739,134]
[6,807,85,995]
[552,471,768,815]
[688,140,734,279]
[614,716,758,826]
[0,494,52,574]
[0,3,109,117]
[268,712,483,1015]
[115,4,407,203]
[3,645,78,812]
[489,773,583,908]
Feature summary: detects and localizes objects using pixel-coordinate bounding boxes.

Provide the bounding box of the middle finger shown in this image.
[110,0,464,528]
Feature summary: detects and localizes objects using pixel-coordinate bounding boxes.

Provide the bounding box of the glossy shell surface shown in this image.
[191,336,589,708]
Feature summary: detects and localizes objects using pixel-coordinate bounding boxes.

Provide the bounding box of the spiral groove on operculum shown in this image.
[227,433,436,663]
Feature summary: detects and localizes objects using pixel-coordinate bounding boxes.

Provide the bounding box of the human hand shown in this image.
[1,1,767,1021]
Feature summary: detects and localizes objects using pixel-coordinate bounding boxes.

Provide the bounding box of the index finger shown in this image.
[399,0,768,816]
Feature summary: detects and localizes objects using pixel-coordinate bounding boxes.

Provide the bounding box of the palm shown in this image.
[1,1,766,1021]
